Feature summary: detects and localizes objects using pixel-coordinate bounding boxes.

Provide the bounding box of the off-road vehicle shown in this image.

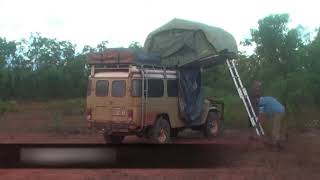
[86,49,224,144]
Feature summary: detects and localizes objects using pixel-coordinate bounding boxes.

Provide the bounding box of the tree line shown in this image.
[0,14,319,113]
[204,13,320,113]
[0,32,142,99]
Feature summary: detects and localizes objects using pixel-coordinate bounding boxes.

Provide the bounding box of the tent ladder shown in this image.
[226,59,264,136]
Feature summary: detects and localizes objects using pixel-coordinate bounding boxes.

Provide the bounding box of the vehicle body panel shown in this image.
[86,66,219,135]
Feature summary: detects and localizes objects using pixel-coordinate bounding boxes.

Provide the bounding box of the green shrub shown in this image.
[0,100,18,115]
[47,98,86,116]
[203,87,249,129]
[52,112,63,133]
[220,95,249,128]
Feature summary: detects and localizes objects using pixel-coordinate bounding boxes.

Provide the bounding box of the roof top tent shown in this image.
[143,18,238,125]
[143,18,238,68]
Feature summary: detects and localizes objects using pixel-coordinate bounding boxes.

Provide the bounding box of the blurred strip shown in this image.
[20,148,116,166]
[0,144,231,168]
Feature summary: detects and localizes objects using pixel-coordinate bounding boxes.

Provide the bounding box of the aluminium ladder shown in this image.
[226,59,264,136]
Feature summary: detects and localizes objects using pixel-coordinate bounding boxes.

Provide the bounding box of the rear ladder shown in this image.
[140,66,148,129]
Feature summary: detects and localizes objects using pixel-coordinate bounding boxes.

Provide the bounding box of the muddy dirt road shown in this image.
[0,130,319,180]
[0,101,319,179]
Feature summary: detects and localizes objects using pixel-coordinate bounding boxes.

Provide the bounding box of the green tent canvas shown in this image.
[144,18,238,68]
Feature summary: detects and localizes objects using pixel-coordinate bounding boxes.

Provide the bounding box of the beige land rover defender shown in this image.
[85,49,224,144]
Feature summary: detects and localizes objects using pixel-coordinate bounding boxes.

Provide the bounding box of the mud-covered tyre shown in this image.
[203,111,222,138]
[104,134,125,144]
[151,117,171,144]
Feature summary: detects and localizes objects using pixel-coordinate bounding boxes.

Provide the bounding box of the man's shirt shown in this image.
[258,96,285,117]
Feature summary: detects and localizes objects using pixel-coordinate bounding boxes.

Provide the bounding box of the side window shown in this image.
[112,80,126,97]
[95,80,108,97]
[148,79,164,97]
[87,79,92,96]
[167,80,178,97]
[131,79,164,97]
[131,79,142,97]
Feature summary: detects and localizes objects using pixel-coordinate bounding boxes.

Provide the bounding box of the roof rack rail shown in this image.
[89,63,178,77]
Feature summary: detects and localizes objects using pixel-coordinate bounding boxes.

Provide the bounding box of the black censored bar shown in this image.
[0,144,242,168]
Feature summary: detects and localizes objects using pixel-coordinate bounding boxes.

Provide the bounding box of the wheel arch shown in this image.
[206,106,220,119]
[203,107,224,138]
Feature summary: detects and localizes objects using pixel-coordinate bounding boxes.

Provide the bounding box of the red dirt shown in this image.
[0,101,320,179]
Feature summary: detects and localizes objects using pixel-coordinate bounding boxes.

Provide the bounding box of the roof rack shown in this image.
[89,63,177,77]
[91,64,130,70]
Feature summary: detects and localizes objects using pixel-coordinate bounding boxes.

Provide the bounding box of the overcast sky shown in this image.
[0,0,319,52]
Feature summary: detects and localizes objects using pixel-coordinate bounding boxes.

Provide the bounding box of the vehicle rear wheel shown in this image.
[152,117,171,144]
[103,133,125,144]
[203,111,222,138]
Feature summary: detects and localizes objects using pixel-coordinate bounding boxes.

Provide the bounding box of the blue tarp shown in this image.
[178,68,204,124]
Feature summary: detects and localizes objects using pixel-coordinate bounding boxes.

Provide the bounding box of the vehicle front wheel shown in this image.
[203,111,222,138]
[103,133,125,144]
[151,117,171,144]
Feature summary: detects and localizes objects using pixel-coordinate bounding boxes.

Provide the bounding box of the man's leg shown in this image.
[261,118,273,145]
[281,114,288,142]
[272,112,284,150]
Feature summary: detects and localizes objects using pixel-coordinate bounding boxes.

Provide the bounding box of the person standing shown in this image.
[257,96,286,151]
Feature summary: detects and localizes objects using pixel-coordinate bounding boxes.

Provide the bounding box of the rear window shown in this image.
[167,80,178,97]
[131,79,164,97]
[112,80,126,97]
[87,79,92,96]
[95,80,108,97]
